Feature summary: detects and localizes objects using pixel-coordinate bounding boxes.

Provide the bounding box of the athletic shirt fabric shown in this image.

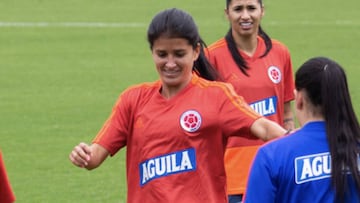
[0,151,16,203]
[245,121,360,202]
[92,74,262,203]
[207,36,295,195]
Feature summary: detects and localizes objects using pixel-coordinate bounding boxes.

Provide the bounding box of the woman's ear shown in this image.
[261,4,265,18]
[224,8,230,21]
[294,90,304,110]
[193,43,201,61]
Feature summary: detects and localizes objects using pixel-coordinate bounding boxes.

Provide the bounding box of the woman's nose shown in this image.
[165,57,176,68]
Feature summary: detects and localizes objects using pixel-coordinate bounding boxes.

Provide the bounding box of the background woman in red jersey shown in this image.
[207,0,295,202]
[0,151,16,203]
[69,8,287,203]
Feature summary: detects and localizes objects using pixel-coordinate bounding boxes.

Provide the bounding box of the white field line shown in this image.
[0,22,146,28]
[266,20,360,26]
[0,20,358,28]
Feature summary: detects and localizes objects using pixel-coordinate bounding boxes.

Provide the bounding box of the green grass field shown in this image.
[1,0,359,202]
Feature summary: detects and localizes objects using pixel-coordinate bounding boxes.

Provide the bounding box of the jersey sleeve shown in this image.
[92,89,134,156]
[281,45,295,103]
[218,82,261,138]
[244,147,277,202]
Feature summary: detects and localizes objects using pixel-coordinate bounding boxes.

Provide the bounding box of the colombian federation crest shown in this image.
[180,110,202,133]
[267,66,282,84]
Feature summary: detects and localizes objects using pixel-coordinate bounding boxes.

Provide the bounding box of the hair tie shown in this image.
[323,64,328,71]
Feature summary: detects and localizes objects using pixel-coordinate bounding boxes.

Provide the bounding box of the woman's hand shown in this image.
[69,143,109,170]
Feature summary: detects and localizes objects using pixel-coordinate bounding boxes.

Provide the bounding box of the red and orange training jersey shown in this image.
[207,36,295,195]
[0,151,16,203]
[93,74,261,203]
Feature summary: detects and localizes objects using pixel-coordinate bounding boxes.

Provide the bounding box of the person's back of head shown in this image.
[295,56,360,201]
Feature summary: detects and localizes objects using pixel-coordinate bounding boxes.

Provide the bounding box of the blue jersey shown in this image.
[245,121,360,203]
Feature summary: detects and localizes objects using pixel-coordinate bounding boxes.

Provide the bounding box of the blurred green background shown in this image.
[1,0,359,202]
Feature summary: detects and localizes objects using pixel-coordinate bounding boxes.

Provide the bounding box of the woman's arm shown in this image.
[283,101,295,130]
[250,117,287,141]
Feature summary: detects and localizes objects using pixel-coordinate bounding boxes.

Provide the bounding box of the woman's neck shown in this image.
[160,74,193,99]
[298,112,325,127]
[232,30,258,57]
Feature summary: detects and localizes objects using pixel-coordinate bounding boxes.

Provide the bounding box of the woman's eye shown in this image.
[233,6,243,12]
[248,6,256,11]
[157,52,167,58]
[175,52,186,57]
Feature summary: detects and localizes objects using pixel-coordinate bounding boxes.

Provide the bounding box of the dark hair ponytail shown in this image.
[147,8,219,81]
[258,26,272,57]
[295,57,360,201]
[225,29,249,76]
[193,39,220,81]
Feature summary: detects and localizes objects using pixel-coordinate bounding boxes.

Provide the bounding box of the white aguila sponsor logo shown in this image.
[295,152,360,184]
[139,148,196,186]
[249,96,277,116]
[295,152,331,184]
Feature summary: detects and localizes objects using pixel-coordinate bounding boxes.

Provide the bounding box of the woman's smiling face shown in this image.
[152,36,200,94]
[226,0,264,38]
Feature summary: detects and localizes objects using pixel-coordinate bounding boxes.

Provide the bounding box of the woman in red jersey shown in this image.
[0,151,16,203]
[69,8,287,203]
[207,0,295,202]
